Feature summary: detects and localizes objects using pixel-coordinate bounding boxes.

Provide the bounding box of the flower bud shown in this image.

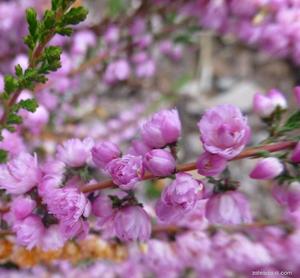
[0,153,41,195]
[114,206,151,242]
[56,138,94,168]
[198,105,251,159]
[155,173,204,223]
[253,93,275,118]
[196,152,227,176]
[205,191,252,225]
[143,149,176,177]
[127,139,151,156]
[141,109,181,148]
[106,155,144,190]
[249,157,283,180]
[13,215,45,250]
[92,194,114,226]
[11,197,36,221]
[294,86,300,107]
[291,142,300,163]
[267,89,287,110]
[92,141,121,168]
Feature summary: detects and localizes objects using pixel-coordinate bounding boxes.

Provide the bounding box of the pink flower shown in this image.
[253,89,287,118]
[114,206,151,242]
[198,105,251,159]
[267,89,287,110]
[92,194,115,226]
[106,154,144,190]
[0,153,41,194]
[291,142,300,163]
[205,191,252,225]
[103,59,130,84]
[294,86,300,107]
[250,157,283,180]
[92,141,121,168]
[56,137,94,168]
[128,139,151,156]
[104,25,120,45]
[143,149,176,177]
[143,239,180,275]
[72,30,96,55]
[46,187,90,239]
[253,93,276,118]
[11,197,36,221]
[21,105,49,135]
[155,173,204,223]
[196,152,227,176]
[0,129,25,158]
[41,225,66,251]
[13,215,45,250]
[272,183,300,212]
[141,109,181,148]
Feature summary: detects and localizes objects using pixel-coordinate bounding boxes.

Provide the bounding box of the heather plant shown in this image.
[1,1,300,278]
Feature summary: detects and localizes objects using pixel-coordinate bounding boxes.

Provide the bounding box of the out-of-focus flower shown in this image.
[114,206,151,242]
[46,186,90,239]
[103,59,131,84]
[294,86,300,107]
[205,191,252,225]
[56,138,94,168]
[249,157,283,180]
[143,239,180,276]
[141,109,181,148]
[198,104,251,159]
[92,194,115,226]
[11,197,36,221]
[41,225,66,251]
[143,149,176,177]
[0,129,25,158]
[104,25,120,45]
[0,153,41,195]
[72,30,97,55]
[291,142,300,163]
[13,215,45,250]
[92,141,121,168]
[196,152,227,176]
[106,154,144,190]
[253,89,287,118]
[253,93,276,118]
[272,183,300,212]
[155,173,204,223]
[128,139,151,156]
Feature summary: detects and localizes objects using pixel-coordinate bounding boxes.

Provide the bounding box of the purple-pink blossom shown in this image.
[143,149,176,177]
[106,154,144,190]
[13,215,45,250]
[114,206,151,242]
[56,138,94,168]
[250,157,284,180]
[0,153,41,195]
[198,104,251,159]
[141,109,181,148]
[196,152,227,176]
[205,191,252,225]
[155,173,204,223]
[92,141,121,168]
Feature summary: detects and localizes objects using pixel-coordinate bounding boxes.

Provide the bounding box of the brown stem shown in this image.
[81,141,297,193]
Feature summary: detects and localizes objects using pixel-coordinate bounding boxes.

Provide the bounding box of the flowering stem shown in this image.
[82,141,297,193]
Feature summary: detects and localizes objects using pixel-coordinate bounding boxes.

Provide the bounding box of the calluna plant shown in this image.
[0,0,300,277]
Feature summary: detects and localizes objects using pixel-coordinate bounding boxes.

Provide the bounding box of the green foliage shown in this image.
[0,150,8,164]
[279,111,300,133]
[62,7,88,25]
[107,0,125,17]
[0,0,89,142]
